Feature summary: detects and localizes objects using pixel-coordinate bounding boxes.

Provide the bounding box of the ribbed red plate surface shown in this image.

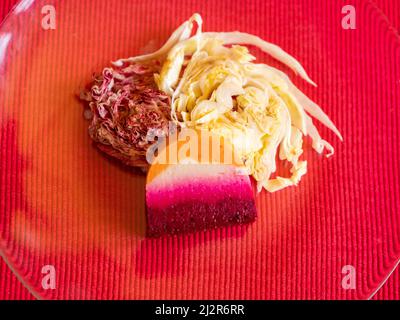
[0,0,399,299]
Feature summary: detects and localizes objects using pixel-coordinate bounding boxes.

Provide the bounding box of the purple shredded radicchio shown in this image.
[81,61,171,168]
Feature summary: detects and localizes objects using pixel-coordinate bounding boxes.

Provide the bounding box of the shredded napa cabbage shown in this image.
[114,14,342,192]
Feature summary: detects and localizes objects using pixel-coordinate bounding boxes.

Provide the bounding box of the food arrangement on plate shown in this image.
[80,14,342,237]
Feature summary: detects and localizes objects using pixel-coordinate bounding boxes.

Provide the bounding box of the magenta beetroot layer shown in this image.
[146,164,257,237]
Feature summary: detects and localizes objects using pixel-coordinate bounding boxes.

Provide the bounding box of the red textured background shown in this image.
[0,0,399,300]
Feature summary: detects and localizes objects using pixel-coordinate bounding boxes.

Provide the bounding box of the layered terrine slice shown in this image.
[145,134,257,237]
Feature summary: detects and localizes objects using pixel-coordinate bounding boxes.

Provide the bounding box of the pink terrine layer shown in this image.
[146,176,253,210]
[146,170,257,237]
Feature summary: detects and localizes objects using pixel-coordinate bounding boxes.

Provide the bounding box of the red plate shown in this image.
[0,0,399,299]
